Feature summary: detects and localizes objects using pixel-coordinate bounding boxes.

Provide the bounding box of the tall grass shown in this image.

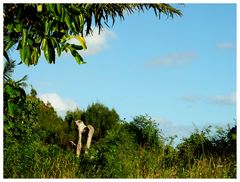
[4,143,235,178]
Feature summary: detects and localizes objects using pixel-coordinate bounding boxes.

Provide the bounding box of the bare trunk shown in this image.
[76,133,82,157]
[86,125,94,149]
[75,120,86,157]
[74,120,95,157]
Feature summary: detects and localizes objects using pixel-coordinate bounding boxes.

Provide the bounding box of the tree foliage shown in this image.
[127,115,163,150]
[3,3,182,66]
[3,60,28,121]
[64,108,83,147]
[82,102,120,141]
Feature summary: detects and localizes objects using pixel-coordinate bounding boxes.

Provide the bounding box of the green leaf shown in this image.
[65,13,73,31]
[5,40,15,51]
[48,4,54,12]
[71,20,77,33]
[43,39,50,63]
[57,4,61,15]
[41,38,47,50]
[37,4,43,12]
[44,39,55,64]
[51,37,61,57]
[22,28,27,46]
[60,6,65,22]
[7,24,14,32]
[27,38,33,46]
[24,45,31,66]
[31,47,39,65]
[70,49,85,64]
[14,23,23,33]
[74,16,80,33]
[49,41,56,64]
[75,35,87,50]
[35,37,42,44]
[79,14,84,34]
[71,44,83,50]
[20,46,27,62]
[45,21,51,35]
[56,44,61,56]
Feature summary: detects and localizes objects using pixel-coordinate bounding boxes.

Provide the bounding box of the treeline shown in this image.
[4,79,236,178]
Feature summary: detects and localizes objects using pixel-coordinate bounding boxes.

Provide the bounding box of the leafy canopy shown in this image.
[4,4,182,66]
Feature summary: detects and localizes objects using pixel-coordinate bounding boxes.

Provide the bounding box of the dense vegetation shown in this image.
[3,3,236,179]
[3,61,236,178]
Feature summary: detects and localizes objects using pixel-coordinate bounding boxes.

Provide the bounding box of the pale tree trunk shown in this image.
[76,132,82,157]
[86,125,94,150]
[75,120,86,157]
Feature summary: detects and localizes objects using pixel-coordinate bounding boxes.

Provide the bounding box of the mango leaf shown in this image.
[41,38,47,50]
[49,46,56,64]
[44,38,55,64]
[75,35,87,49]
[57,4,61,15]
[50,37,61,56]
[43,38,50,63]
[14,23,23,33]
[20,46,27,62]
[24,45,31,66]
[60,6,65,22]
[65,13,73,31]
[22,28,27,46]
[70,49,86,64]
[71,44,83,50]
[27,38,33,46]
[31,47,39,65]
[5,40,15,51]
[79,14,84,34]
[45,21,52,35]
[37,4,43,12]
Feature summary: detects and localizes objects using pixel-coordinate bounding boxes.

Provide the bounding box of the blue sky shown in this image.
[11,4,236,142]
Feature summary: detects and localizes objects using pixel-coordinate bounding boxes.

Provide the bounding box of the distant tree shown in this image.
[4,4,182,66]
[81,103,120,141]
[127,115,163,150]
[30,85,37,97]
[37,100,67,146]
[65,108,83,132]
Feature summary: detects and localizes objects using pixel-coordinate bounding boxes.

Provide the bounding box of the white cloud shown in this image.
[147,51,196,68]
[68,28,116,56]
[212,92,236,106]
[38,93,78,116]
[217,42,234,49]
[182,92,236,106]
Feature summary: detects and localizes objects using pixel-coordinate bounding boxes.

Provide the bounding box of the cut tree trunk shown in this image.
[75,120,86,157]
[86,124,94,149]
